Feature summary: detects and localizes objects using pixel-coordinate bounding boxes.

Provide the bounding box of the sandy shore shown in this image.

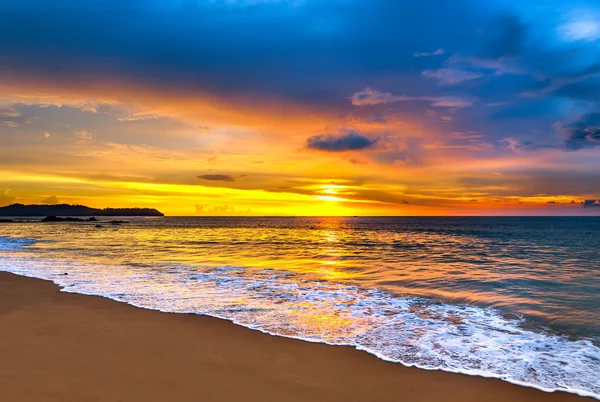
[0,272,593,402]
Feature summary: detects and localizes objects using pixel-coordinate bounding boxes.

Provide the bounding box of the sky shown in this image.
[1,0,600,216]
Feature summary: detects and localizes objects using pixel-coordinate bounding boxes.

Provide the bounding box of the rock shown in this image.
[42,216,85,222]
[0,219,15,223]
[87,217,98,222]
[109,220,129,225]
[95,224,103,228]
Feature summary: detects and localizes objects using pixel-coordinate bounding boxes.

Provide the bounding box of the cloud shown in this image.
[0,106,22,118]
[41,195,60,204]
[426,131,494,151]
[583,200,600,208]
[422,68,483,85]
[503,137,556,153]
[117,110,161,122]
[419,16,527,90]
[345,156,369,165]
[0,0,487,113]
[0,93,107,113]
[195,204,241,214]
[195,204,209,212]
[429,97,474,108]
[306,129,378,152]
[446,55,524,76]
[523,64,600,100]
[0,121,19,127]
[350,88,411,106]
[0,189,16,206]
[413,48,444,57]
[455,170,600,199]
[559,112,600,150]
[560,10,600,42]
[351,88,474,108]
[75,130,93,141]
[197,174,236,182]
[44,131,51,138]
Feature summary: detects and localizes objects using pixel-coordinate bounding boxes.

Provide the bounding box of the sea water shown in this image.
[0,217,598,398]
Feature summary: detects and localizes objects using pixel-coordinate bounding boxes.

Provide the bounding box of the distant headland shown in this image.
[0,204,164,217]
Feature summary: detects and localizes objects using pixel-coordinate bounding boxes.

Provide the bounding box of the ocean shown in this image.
[1,217,598,398]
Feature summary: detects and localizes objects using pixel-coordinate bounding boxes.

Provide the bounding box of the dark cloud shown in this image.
[0,0,487,108]
[0,0,599,156]
[307,130,378,152]
[583,200,600,208]
[559,113,600,151]
[197,174,236,182]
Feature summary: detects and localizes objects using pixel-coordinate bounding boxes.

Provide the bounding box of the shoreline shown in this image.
[0,271,594,402]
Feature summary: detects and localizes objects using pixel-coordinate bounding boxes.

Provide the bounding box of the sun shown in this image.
[316,185,348,202]
[317,195,347,202]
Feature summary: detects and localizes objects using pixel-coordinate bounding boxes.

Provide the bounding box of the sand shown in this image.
[0,272,593,402]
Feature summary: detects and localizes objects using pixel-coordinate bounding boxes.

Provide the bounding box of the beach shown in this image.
[0,272,593,402]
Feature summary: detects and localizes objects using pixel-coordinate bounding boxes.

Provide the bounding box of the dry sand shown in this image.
[0,272,593,402]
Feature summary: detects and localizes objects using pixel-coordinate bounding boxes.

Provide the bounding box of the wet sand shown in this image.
[0,272,593,402]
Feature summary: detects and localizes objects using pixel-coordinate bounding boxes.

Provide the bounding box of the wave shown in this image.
[0,236,37,251]
[0,236,598,399]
